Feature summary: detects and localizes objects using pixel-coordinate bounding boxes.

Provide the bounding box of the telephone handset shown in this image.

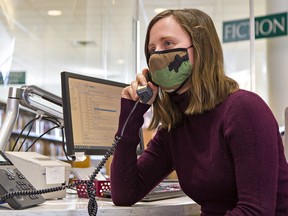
[136,72,153,104]
[0,151,45,209]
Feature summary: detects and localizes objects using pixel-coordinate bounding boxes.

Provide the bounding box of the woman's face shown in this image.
[148,16,194,63]
[148,15,194,94]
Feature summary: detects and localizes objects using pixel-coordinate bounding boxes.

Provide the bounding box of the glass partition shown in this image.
[0,0,282,124]
[0,0,137,101]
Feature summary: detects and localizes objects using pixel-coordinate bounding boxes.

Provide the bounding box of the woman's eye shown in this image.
[164,41,173,47]
[149,48,156,54]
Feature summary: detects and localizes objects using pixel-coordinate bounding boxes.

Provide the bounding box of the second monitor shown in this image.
[61,71,145,157]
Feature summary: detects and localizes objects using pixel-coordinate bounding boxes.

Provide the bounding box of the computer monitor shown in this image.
[61,71,144,156]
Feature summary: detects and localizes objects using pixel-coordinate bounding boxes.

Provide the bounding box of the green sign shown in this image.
[0,71,26,85]
[223,12,288,43]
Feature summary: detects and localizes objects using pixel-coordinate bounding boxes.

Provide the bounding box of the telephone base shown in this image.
[5,151,71,200]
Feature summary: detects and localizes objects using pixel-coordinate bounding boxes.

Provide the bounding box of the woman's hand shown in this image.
[122,68,158,105]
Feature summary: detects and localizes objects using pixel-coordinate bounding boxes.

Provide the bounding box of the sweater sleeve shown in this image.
[110,98,173,206]
[224,91,282,215]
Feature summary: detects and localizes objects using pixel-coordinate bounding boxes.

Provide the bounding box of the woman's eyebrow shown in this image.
[148,36,174,47]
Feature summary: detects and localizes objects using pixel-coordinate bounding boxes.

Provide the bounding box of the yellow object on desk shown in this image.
[72,156,91,168]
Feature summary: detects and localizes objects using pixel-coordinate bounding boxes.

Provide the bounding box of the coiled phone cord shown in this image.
[87,99,140,215]
[0,99,141,216]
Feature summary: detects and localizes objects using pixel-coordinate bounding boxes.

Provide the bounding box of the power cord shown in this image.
[10,114,75,161]
[0,99,142,216]
[11,116,40,151]
[25,125,60,152]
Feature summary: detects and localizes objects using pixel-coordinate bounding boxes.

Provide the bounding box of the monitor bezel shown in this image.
[61,71,145,156]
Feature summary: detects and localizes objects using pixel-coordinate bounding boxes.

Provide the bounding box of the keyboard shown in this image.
[102,182,185,202]
[141,183,185,202]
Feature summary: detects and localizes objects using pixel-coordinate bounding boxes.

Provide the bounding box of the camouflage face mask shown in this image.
[148,46,193,92]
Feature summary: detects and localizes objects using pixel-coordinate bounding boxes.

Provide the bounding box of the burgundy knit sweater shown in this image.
[110,89,288,215]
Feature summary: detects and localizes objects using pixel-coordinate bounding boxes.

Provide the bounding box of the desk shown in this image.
[0,194,201,216]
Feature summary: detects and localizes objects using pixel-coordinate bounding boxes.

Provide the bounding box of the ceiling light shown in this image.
[117,59,124,64]
[154,8,167,14]
[47,10,62,16]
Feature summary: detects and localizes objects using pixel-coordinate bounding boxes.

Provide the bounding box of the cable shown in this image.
[86,99,140,216]
[12,115,75,160]
[25,125,60,152]
[12,115,61,152]
[87,136,121,215]
[11,116,39,151]
[60,126,75,161]
[0,99,142,216]
[40,116,75,161]
[120,100,140,136]
[18,118,38,150]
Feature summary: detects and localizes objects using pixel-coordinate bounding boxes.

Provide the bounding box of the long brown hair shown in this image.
[145,9,239,131]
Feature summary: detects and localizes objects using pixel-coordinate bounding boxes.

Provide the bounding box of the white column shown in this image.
[266,0,288,126]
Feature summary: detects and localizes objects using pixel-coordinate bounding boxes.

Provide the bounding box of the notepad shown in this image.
[72,167,106,180]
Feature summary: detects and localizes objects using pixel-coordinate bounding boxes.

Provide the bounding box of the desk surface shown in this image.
[0,194,201,216]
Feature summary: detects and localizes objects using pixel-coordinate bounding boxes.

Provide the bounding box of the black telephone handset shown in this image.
[136,72,153,104]
[0,151,45,210]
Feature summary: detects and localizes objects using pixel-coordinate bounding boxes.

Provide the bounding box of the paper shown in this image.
[46,166,65,184]
[75,152,87,161]
[72,167,106,180]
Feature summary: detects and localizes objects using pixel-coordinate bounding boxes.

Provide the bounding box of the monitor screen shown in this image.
[61,71,144,156]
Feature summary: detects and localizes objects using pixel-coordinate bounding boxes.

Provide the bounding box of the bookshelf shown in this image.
[0,101,65,158]
[1,101,177,178]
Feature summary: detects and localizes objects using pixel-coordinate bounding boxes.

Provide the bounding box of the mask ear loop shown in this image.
[146,71,159,87]
[186,44,194,49]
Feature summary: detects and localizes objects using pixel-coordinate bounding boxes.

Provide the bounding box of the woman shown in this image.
[110,8,288,215]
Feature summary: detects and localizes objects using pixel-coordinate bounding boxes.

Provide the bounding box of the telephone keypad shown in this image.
[0,166,45,209]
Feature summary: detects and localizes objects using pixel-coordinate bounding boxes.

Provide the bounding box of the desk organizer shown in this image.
[74,179,111,198]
